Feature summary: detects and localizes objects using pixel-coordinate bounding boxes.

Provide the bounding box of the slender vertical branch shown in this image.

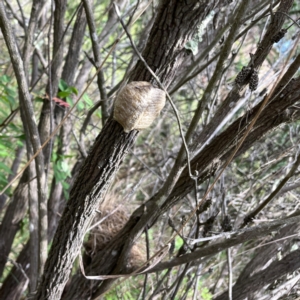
[152,0,250,208]
[0,0,47,287]
[82,0,109,126]
[227,248,233,300]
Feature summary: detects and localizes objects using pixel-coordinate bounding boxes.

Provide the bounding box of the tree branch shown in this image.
[147,213,300,273]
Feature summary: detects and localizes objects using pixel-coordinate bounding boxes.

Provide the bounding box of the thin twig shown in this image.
[6,256,30,284]
[46,0,54,180]
[276,11,300,28]
[16,0,26,29]
[148,269,172,300]
[146,215,300,273]
[166,23,299,247]
[30,3,83,91]
[82,0,109,126]
[141,226,150,300]
[192,265,202,300]
[113,3,197,180]
[0,38,117,195]
[170,263,190,300]
[0,1,153,195]
[227,248,233,300]
[242,151,300,227]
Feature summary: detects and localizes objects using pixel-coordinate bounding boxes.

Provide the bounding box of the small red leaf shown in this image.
[43,94,70,108]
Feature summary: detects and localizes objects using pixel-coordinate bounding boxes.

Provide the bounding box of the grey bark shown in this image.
[214,249,300,300]
[36,1,227,299]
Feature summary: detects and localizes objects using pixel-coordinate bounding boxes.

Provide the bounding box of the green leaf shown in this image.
[0,75,10,84]
[95,110,102,118]
[59,79,69,91]
[0,162,13,174]
[15,134,26,141]
[61,154,74,159]
[53,165,64,182]
[8,123,21,132]
[62,181,70,200]
[0,175,8,186]
[70,86,78,96]
[5,86,17,97]
[58,91,72,98]
[0,149,9,157]
[60,160,71,176]
[83,93,93,108]
[201,287,213,300]
[7,95,16,107]
[77,101,84,111]
[0,106,8,117]
[35,96,44,102]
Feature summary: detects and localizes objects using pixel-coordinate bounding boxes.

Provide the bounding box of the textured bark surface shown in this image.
[190,0,294,151]
[67,72,300,300]
[147,213,300,273]
[35,120,138,299]
[214,249,300,300]
[0,242,30,300]
[130,0,218,85]
[0,170,30,277]
[0,2,98,298]
[36,1,226,299]
[0,0,299,299]
[235,224,299,285]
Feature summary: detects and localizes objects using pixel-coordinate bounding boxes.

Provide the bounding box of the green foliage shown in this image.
[82,93,94,109]
[0,75,24,193]
[52,152,72,199]
[58,79,93,111]
[174,235,184,251]
[200,286,213,300]
[0,75,17,111]
[0,161,12,190]
[105,282,141,300]
[58,79,78,106]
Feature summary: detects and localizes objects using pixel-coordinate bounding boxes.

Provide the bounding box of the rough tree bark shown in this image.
[77,47,300,300]
[1,0,298,299]
[0,2,86,297]
[35,1,227,299]
[214,249,300,300]
[60,0,298,298]
[0,0,47,287]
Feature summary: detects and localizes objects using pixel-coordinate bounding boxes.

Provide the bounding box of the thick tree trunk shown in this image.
[35,120,138,299]
[35,1,226,299]
[63,74,300,298]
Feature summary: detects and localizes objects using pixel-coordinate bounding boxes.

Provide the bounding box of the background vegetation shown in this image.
[0,0,300,299]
